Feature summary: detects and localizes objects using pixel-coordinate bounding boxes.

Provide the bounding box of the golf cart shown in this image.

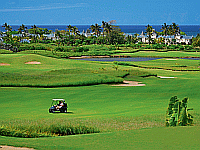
[49,99,67,113]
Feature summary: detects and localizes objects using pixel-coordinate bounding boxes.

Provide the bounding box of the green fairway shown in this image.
[0,54,129,86]
[1,127,200,150]
[116,58,199,71]
[0,54,200,149]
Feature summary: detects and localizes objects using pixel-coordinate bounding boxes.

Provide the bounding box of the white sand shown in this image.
[111,81,146,86]
[0,146,34,150]
[157,76,177,79]
[0,63,10,66]
[25,61,41,64]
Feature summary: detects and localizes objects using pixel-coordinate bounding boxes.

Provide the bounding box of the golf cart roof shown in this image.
[52,99,65,101]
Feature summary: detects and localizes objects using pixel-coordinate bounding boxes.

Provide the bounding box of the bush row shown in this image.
[0,125,100,138]
[54,47,89,52]
[19,46,47,51]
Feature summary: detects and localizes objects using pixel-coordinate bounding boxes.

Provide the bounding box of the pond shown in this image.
[74,57,163,62]
[73,57,199,62]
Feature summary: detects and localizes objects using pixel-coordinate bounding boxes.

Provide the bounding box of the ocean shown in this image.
[1,25,200,36]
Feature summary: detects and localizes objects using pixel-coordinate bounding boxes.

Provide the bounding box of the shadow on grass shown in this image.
[49,111,74,114]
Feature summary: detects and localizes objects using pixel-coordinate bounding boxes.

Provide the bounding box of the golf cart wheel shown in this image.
[64,109,67,113]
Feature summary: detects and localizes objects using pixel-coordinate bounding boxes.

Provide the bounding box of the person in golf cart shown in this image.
[49,99,67,113]
[55,101,64,110]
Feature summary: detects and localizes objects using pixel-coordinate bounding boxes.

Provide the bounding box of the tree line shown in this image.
[0,22,200,51]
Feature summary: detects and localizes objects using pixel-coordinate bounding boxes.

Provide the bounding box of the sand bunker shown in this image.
[0,63,10,66]
[157,76,177,79]
[25,61,41,64]
[112,81,146,86]
[0,146,34,150]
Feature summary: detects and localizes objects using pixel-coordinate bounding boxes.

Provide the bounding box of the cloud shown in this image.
[0,3,87,12]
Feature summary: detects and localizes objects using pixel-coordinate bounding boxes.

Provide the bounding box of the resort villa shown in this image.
[138,29,193,45]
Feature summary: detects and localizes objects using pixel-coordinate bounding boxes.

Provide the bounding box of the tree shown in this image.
[104,22,112,44]
[168,25,173,35]
[145,24,153,45]
[31,25,38,34]
[30,25,38,43]
[192,34,200,47]
[101,21,106,44]
[90,24,101,44]
[172,23,180,35]
[161,23,169,36]
[67,25,73,42]
[2,23,12,32]
[72,26,79,44]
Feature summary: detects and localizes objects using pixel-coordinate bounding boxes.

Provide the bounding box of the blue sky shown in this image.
[0,0,199,25]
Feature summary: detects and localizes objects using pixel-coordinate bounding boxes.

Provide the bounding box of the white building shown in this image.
[138,30,193,45]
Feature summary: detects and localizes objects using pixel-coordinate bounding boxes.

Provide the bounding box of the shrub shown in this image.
[0,124,100,138]
[166,96,193,127]
[179,46,184,50]
[55,47,64,52]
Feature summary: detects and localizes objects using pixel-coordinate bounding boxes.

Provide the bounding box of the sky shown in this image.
[0,0,199,25]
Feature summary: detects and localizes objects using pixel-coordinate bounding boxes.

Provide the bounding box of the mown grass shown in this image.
[0,53,200,149]
[115,58,199,71]
[0,54,131,87]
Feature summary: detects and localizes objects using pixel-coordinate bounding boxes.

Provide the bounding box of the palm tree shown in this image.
[21,24,27,32]
[67,25,73,42]
[55,29,61,40]
[18,27,23,34]
[95,23,102,37]
[104,23,112,44]
[72,26,79,43]
[90,24,96,44]
[18,24,27,38]
[2,23,12,32]
[168,25,173,35]
[30,25,38,43]
[161,23,168,36]
[101,21,106,44]
[31,25,38,34]
[172,23,179,35]
[145,24,153,45]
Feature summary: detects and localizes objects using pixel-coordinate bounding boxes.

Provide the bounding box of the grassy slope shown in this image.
[0,54,128,86]
[1,127,200,150]
[0,54,200,149]
[119,58,200,71]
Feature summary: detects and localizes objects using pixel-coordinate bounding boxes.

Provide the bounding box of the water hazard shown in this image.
[73,57,199,62]
[74,57,162,62]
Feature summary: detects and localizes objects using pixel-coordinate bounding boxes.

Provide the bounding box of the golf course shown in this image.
[0,51,200,149]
